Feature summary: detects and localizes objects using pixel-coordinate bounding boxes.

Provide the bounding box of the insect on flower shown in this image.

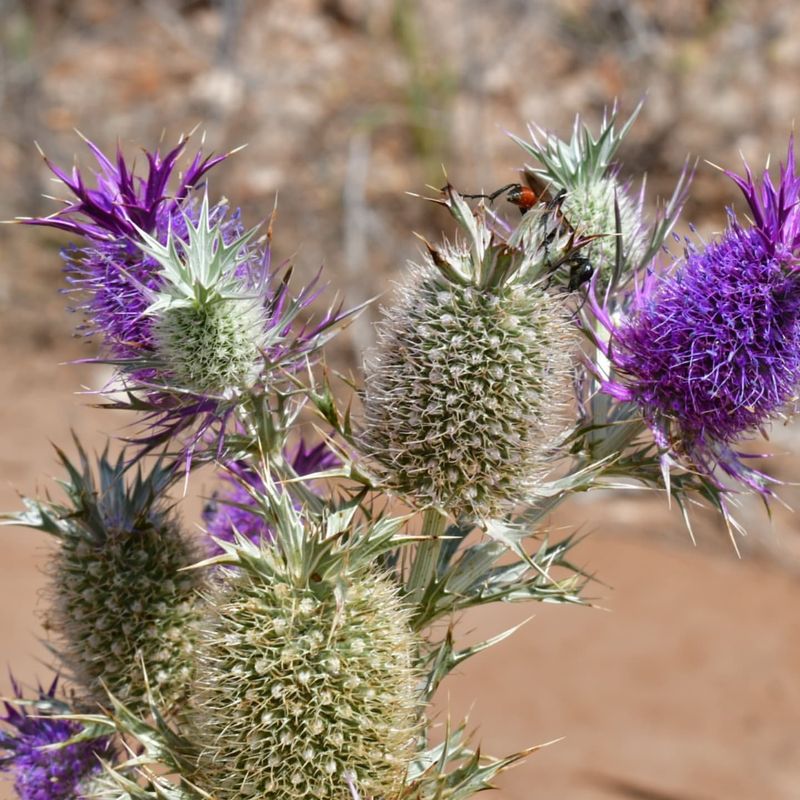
[460,172,596,293]
[460,169,565,215]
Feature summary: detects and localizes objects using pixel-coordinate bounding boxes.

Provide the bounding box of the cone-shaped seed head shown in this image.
[13,446,204,711]
[52,518,201,711]
[189,563,419,800]
[362,256,575,519]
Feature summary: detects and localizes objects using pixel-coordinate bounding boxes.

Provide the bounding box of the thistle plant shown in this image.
[5,115,800,800]
[3,445,203,712]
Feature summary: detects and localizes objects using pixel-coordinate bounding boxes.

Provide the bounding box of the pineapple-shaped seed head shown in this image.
[189,477,421,800]
[361,186,576,520]
[8,443,203,712]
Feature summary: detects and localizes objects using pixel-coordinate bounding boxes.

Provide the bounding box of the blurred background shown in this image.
[2,1,800,797]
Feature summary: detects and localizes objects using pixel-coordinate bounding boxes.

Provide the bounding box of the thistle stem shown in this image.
[406,507,448,597]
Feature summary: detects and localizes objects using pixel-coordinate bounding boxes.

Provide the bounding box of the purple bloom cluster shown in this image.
[26,136,353,457]
[27,135,228,361]
[203,440,339,554]
[593,141,800,489]
[0,677,111,800]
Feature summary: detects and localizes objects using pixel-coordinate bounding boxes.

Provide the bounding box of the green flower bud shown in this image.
[562,175,646,272]
[135,192,268,397]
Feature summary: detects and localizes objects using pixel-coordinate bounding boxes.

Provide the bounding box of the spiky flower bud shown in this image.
[188,486,420,800]
[24,137,357,456]
[361,188,575,520]
[7,445,203,712]
[22,134,229,361]
[511,105,648,276]
[562,176,646,271]
[136,194,268,397]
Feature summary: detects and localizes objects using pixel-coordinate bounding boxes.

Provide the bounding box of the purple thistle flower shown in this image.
[24,134,232,361]
[203,440,339,553]
[24,137,357,459]
[0,676,112,800]
[27,133,227,241]
[592,140,800,491]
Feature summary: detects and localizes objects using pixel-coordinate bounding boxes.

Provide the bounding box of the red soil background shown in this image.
[3,2,800,797]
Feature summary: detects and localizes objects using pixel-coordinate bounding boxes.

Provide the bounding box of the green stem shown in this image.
[405,507,448,599]
[236,391,326,515]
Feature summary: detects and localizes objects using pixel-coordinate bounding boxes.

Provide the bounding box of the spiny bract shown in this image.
[9,447,204,712]
[190,564,419,800]
[79,772,189,800]
[361,188,575,520]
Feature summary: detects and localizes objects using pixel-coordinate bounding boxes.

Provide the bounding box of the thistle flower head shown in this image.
[594,140,800,490]
[0,677,112,800]
[24,137,356,458]
[132,192,269,397]
[6,443,203,711]
[510,103,683,281]
[203,439,340,553]
[25,135,230,361]
[361,186,576,519]
[188,484,420,800]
